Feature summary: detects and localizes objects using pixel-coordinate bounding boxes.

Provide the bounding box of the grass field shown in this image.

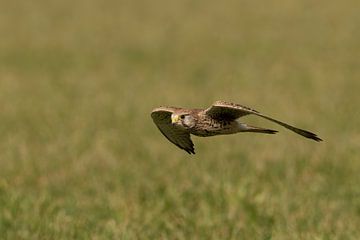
[1,0,360,239]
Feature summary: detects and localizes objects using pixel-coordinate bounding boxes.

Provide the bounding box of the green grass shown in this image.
[1,0,360,239]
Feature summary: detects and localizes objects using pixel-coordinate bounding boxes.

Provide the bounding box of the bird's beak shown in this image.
[171,114,179,124]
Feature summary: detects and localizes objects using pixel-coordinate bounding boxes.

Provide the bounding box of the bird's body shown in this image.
[151,101,322,154]
[183,113,242,137]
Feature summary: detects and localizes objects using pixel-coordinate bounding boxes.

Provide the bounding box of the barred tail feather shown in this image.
[239,123,278,134]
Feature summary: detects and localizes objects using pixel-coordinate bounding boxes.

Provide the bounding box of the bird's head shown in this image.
[171,113,196,129]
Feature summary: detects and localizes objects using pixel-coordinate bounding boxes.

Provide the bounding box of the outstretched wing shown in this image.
[204,100,259,120]
[205,100,322,142]
[151,107,195,154]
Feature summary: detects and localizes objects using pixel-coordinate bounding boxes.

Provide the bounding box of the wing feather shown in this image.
[151,107,195,154]
[204,100,258,120]
[205,101,322,142]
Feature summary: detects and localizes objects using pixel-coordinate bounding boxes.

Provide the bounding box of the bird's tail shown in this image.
[239,124,278,134]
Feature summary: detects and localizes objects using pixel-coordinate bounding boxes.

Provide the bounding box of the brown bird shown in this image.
[151,100,322,154]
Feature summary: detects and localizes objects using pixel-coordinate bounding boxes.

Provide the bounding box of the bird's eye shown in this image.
[180,115,185,119]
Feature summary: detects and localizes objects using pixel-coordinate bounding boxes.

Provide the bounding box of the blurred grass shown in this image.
[0,0,360,239]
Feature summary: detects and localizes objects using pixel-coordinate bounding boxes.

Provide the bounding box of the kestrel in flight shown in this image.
[151,100,322,154]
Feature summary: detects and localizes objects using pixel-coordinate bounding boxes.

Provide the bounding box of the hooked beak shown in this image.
[171,114,179,124]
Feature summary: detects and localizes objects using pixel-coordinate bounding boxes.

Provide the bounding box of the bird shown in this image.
[151,100,322,154]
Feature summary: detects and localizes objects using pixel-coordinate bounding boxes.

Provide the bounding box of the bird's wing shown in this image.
[151,107,195,154]
[204,101,322,141]
[204,100,259,120]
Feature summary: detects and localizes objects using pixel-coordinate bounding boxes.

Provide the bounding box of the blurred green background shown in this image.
[1,0,360,239]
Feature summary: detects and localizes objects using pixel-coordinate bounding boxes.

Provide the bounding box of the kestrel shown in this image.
[151,100,322,154]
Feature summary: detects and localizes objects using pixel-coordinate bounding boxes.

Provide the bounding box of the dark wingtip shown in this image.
[265,129,278,134]
[311,135,323,142]
[185,148,196,154]
[305,132,323,142]
[185,150,195,155]
[297,129,323,142]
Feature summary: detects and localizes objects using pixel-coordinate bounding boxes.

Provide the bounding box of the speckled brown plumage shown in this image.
[151,100,322,154]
